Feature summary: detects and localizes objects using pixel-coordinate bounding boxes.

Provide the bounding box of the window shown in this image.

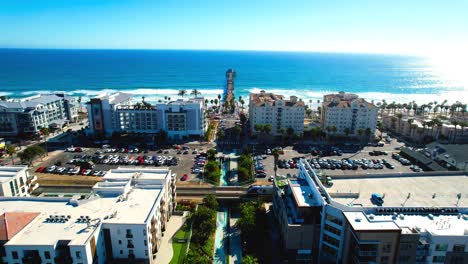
[144,240,147,246]
[118,240,122,245]
[382,243,392,253]
[75,251,82,259]
[45,251,51,259]
[453,244,465,252]
[119,250,123,255]
[145,250,148,256]
[432,256,445,263]
[12,251,18,259]
[435,244,448,251]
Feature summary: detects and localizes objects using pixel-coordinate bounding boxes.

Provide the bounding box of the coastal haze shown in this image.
[0,49,465,104]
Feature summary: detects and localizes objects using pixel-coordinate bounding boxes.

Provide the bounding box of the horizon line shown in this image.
[0,47,420,57]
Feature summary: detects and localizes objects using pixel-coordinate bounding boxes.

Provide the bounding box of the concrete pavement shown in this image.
[157,213,188,264]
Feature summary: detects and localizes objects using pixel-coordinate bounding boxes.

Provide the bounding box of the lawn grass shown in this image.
[170,223,190,264]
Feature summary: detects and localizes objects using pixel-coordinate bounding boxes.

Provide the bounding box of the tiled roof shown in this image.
[250,92,304,107]
[0,212,40,240]
[323,93,376,109]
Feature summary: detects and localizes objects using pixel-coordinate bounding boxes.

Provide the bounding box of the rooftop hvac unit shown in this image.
[428,214,434,220]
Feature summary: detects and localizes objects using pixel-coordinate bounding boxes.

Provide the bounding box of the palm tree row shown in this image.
[379,99,466,119]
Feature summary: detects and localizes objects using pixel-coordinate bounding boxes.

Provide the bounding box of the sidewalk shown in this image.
[157,213,187,264]
[229,216,242,264]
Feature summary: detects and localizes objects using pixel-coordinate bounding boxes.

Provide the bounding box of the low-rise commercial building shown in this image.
[273,160,468,263]
[249,90,305,136]
[0,166,37,197]
[321,92,378,138]
[87,92,206,140]
[0,167,176,264]
[0,94,79,137]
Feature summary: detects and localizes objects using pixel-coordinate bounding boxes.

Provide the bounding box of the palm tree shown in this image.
[331,126,337,137]
[178,90,187,98]
[407,119,414,136]
[210,99,214,105]
[272,148,280,176]
[410,124,418,138]
[357,128,364,144]
[451,120,459,143]
[5,145,16,165]
[365,128,372,142]
[305,109,313,118]
[191,89,201,97]
[391,116,397,130]
[395,113,403,133]
[239,99,245,110]
[459,121,467,141]
[217,94,221,101]
[204,99,209,106]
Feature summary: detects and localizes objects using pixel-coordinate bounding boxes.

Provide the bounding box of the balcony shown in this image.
[29,183,39,192]
[127,243,135,249]
[126,233,133,238]
[357,250,378,257]
[28,175,38,184]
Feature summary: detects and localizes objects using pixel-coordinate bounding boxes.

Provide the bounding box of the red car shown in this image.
[75,147,82,152]
[35,167,46,173]
[181,174,188,181]
[80,168,87,175]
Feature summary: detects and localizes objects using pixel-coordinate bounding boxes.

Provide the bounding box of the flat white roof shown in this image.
[327,175,468,208]
[0,166,26,183]
[344,211,468,236]
[289,179,321,207]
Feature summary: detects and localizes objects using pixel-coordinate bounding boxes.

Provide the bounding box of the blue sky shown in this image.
[1,0,467,55]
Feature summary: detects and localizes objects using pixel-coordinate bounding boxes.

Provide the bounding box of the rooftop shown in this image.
[327,175,468,208]
[0,166,27,183]
[288,178,321,207]
[94,92,132,105]
[0,212,40,240]
[344,211,468,236]
[250,91,304,107]
[323,92,376,109]
[426,142,468,163]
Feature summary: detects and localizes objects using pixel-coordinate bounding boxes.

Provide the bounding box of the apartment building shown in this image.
[0,94,79,137]
[249,90,305,136]
[0,167,176,264]
[273,160,468,263]
[0,166,37,197]
[87,92,206,140]
[321,92,378,137]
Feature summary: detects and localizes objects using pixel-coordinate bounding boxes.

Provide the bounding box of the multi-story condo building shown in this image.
[321,92,378,137]
[0,94,79,137]
[249,90,305,136]
[273,159,468,263]
[0,167,176,264]
[87,92,207,140]
[0,166,37,197]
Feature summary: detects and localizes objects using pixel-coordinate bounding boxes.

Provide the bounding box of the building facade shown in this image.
[249,90,305,136]
[0,166,37,197]
[87,92,207,140]
[321,92,378,137]
[0,94,79,137]
[273,160,468,263]
[0,167,176,264]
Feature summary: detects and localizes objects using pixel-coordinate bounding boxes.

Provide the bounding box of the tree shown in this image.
[344,128,350,137]
[239,99,245,110]
[243,255,259,264]
[357,128,364,144]
[5,145,16,165]
[306,108,313,118]
[286,127,294,139]
[239,112,247,126]
[207,148,217,160]
[214,98,219,106]
[407,119,414,136]
[178,89,187,98]
[191,89,201,97]
[272,148,280,176]
[365,128,372,141]
[254,124,264,134]
[217,94,221,101]
[395,113,403,133]
[263,124,272,135]
[204,99,209,106]
[210,99,214,105]
[190,205,216,244]
[203,194,218,211]
[17,145,45,164]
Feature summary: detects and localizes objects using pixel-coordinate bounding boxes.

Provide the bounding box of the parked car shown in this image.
[371,193,384,205]
[35,167,46,173]
[181,174,189,181]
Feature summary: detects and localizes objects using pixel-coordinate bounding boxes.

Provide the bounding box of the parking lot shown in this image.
[30,143,215,186]
[259,139,419,179]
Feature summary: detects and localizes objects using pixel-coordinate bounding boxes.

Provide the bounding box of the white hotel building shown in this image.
[273,160,468,263]
[321,92,378,137]
[0,167,176,264]
[87,92,206,140]
[0,165,38,197]
[249,90,305,136]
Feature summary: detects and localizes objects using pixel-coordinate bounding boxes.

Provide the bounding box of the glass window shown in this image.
[435,244,448,251]
[453,244,465,252]
[12,251,18,259]
[44,251,50,259]
[76,251,82,259]
[432,256,445,263]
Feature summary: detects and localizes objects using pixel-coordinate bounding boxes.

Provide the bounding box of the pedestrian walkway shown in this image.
[229,216,242,264]
[157,213,187,264]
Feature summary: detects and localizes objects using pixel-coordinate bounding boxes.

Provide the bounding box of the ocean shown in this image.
[0,49,465,104]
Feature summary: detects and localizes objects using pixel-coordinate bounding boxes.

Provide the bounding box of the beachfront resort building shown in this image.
[321,92,378,138]
[0,167,176,264]
[273,159,468,263]
[87,92,207,140]
[0,165,37,197]
[249,90,305,136]
[0,94,79,137]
